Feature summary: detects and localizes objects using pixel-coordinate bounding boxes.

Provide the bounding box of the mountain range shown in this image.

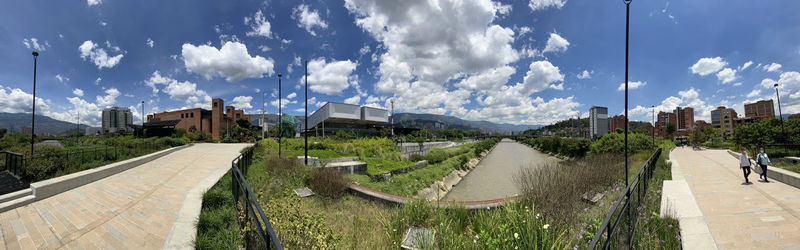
[0,112,90,135]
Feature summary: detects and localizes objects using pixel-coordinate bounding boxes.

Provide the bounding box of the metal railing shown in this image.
[231,145,282,249]
[13,142,165,183]
[588,147,662,249]
[757,144,800,158]
[0,151,25,178]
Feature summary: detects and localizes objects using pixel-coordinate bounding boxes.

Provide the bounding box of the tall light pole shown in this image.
[278,73,282,158]
[304,60,309,165]
[30,51,39,156]
[141,101,145,137]
[652,105,655,146]
[261,92,265,140]
[775,83,786,154]
[391,99,395,138]
[624,0,631,189]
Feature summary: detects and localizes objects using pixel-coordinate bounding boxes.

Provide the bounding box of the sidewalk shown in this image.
[671,147,800,249]
[0,143,249,250]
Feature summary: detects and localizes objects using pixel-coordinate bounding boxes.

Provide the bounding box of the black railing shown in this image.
[589,148,662,249]
[1,151,25,178]
[231,145,282,249]
[755,144,800,158]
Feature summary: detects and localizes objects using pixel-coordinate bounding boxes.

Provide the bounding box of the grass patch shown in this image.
[363,157,415,175]
[194,171,241,249]
[773,162,800,174]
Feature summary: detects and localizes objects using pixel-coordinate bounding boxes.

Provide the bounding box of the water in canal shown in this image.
[442,138,551,202]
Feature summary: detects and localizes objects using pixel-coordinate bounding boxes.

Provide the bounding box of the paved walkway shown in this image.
[0,143,249,250]
[671,147,800,249]
[443,139,552,201]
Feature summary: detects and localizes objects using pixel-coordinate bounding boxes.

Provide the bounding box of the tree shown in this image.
[188,125,197,133]
[689,127,709,145]
[0,128,7,138]
[236,118,251,129]
[665,123,676,139]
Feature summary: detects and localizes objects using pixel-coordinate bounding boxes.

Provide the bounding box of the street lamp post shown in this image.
[652,105,655,147]
[141,101,145,137]
[623,0,631,193]
[261,92,265,140]
[304,60,309,165]
[774,83,786,154]
[31,51,39,156]
[278,73,282,158]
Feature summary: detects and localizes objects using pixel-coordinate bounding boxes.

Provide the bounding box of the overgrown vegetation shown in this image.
[733,118,800,157]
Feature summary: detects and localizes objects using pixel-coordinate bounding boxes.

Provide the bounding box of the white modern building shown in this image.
[102,107,134,134]
[589,106,609,138]
[305,102,388,136]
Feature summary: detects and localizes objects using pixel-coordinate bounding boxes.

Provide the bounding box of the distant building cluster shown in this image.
[102,107,134,134]
[711,99,775,138]
[146,98,249,140]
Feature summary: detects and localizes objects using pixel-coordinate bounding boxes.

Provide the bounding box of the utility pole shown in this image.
[31,51,39,156]
[652,105,655,146]
[261,92,265,140]
[624,0,631,188]
[391,99,395,138]
[141,101,145,137]
[304,60,309,165]
[775,83,786,154]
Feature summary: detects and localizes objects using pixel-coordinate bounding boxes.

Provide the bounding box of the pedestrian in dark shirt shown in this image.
[739,147,753,184]
[756,147,771,182]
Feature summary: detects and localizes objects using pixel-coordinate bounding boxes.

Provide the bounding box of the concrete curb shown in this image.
[726,150,800,189]
[349,184,512,211]
[0,144,191,214]
[661,159,718,250]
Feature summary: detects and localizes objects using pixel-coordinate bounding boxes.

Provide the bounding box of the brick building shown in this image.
[655,111,676,138]
[146,98,250,140]
[744,99,774,119]
[609,115,626,133]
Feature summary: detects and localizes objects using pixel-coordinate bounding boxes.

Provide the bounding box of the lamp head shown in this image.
[774,83,779,88]
[32,51,39,56]
[624,0,632,4]
[278,73,282,78]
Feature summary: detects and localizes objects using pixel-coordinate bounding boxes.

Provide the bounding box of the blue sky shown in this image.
[1,0,799,127]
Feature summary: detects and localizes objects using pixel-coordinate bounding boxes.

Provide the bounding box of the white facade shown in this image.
[102,107,134,134]
[306,102,389,129]
[589,106,609,138]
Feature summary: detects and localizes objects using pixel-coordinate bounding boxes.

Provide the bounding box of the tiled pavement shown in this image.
[0,143,249,250]
[672,147,800,250]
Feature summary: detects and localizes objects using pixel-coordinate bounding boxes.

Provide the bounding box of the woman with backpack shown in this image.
[756,147,771,182]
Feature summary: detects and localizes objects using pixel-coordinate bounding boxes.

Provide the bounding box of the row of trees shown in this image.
[518,131,655,158]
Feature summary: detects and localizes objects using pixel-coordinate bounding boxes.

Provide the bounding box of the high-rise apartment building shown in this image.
[744,99,774,119]
[655,111,677,138]
[102,107,134,134]
[674,107,695,130]
[711,106,737,138]
[609,115,627,133]
[589,106,608,138]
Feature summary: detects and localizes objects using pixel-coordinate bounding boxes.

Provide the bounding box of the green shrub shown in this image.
[589,132,653,155]
[408,154,424,162]
[424,148,449,164]
[309,168,353,199]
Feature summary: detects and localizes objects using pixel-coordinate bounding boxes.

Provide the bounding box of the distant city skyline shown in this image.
[1,0,799,127]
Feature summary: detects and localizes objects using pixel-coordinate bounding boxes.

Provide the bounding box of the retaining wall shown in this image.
[727,150,800,189]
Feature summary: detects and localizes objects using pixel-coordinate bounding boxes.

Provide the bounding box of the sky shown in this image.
[1,0,799,128]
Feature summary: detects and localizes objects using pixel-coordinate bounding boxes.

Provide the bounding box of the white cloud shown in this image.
[716,68,737,84]
[0,85,50,113]
[739,61,753,71]
[630,87,714,121]
[305,57,358,95]
[79,40,124,69]
[762,62,782,72]
[543,33,569,53]
[244,10,272,38]
[292,4,328,36]
[690,57,726,76]
[763,71,800,114]
[517,26,532,37]
[617,81,646,91]
[72,88,84,97]
[95,88,120,107]
[359,45,370,56]
[344,95,361,105]
[232,96,253,109]
[55,74,69,83]
[454,66,516,92]
[287,92,297,99]
[95,77,102,85]
[270,98,298,109]
[287,56,302,74]
[87,0,101,6]
[732,82,742,87]
[22,38,50,51]
[528,0,566,11]
[144,71,212,108]
[145,38,154,48]
[746,89,761,98]
[576,70,591,79]
[181,41,275,82]
[517,60,564,95]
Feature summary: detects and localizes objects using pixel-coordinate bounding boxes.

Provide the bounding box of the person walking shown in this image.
[740,147,753,184]
[756,147,771,182]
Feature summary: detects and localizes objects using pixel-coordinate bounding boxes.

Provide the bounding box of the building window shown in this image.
[181,114,184,118]
[214,102,218,107]
[236,114,240,118]
[191,113,194,118]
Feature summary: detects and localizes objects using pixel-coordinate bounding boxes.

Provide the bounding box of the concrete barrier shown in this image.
[30,144,192,201]
[727,150,800,189]
[348,184,511,211]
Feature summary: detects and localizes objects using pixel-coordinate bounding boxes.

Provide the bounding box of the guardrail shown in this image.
[0,151,24,178]
[588,147,662,249]
[231,145,282,249]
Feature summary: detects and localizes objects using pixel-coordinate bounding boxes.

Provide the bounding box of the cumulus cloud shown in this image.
[287,92,297,99]
[716,68,737,84]
[617,81,646,91]
[739,61,753,71]
[244,10,272,38]
[270,98,297,109]
[344,95,361,105]
[746,89,761,98]
[232,96,253,109]
[528,0,567,11]
[762,71,800,114]
[454,66,515,92]
[517,60,564,95]
[543,33,569,54]
[576,70,591,79]
[144,71,212,108]
[690,57,726,76]
[55,74,69,83]
[0,85,50,113]
[292,4,328,36]
[145,38,154,48]
[23,38,50,51]
[762,62,782,72]
[181,41,275,82]
[632,87,715,121]
[305,57,358,95]
[95,88,120,107]
[79,40,124,69]
[73,88,84,97]
[87,0,101,6]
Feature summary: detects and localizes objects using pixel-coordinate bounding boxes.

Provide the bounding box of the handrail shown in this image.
[588,148,661,249]
[231,145,282,249]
